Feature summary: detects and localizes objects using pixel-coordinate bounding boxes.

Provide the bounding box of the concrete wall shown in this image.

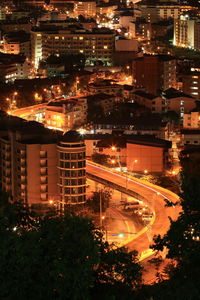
[126,143,164,173]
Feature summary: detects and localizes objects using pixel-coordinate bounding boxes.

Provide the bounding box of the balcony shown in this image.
[40,167,47,176]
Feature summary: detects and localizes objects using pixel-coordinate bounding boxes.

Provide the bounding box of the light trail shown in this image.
[86,161,173,202]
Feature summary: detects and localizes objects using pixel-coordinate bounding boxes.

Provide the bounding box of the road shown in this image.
[86,161,180,256]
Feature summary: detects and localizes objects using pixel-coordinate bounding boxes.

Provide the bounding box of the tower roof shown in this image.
[61,130,83,143]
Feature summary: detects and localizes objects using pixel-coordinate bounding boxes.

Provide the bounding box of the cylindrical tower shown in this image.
[57,130,86,209]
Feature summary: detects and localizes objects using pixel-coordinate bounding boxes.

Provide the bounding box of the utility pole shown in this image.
[100,189,102,228]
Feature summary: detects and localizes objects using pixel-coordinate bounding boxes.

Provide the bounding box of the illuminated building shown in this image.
[57,130,86,206]
[133,54,177,95]
[45,99,87,131]
[138,2,195,23]
[31,26,115,67]
[3,32,31,58]
[86,133,172,174]
[74,0,96,18]
[0,53,30,82]
[182,71,200,98]
[161,88,197,117]
[0,116,86,212]
[183,112,200,129]
[174,15,200,50]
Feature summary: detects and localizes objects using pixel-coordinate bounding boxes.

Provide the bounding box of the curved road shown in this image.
[86,161,180,255]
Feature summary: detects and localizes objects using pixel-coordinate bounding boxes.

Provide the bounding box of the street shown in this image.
[86,161,180,256]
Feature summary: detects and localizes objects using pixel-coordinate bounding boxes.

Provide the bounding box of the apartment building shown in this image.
[181,129,200,146]
[74,0,96,18]
[133,54,177,95]
[132,90,166,113]
[138,2,195,23]
[0,53,30,82]
[183,112,200,129]
[0,116,86,212]
[161,88,197,117]
[57,130,86,206]
[174,15,200,50]
[45,99,87,131]
[182,71,200,99]
[31,26,115,67]
[3,32,31,58]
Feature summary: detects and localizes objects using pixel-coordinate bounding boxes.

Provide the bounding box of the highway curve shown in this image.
[86,161,180,256]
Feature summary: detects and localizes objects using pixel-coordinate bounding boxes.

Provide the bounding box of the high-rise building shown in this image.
[174,15,200,50]
[0,116,86,213]
[57,131,86,207]
[182,70,200,99]
[133,54,177,95]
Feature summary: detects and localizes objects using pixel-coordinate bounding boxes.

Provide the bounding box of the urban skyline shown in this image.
[0,0,200,299]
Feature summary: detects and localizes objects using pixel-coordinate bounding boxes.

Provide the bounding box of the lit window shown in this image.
[192,76,198,79]
[37,34,41,37]
[191,87,198,89]
[80,50,83,53]
[192,81,198,84]
[79,37,83,40]
[55,36,59,40]
[192,92,198,95]
[103,45,108,49]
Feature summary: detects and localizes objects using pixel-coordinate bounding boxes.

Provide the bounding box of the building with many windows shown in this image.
[57,130,86,207]
[31,26,115,67]
[174,15,200,50]
[182,70,200,99]
[133,54,177,95]
[0,115,86,213]
[183,111,200,129]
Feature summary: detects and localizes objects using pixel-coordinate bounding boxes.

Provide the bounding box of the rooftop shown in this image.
[162,88,194,99]
[133,90,157,100]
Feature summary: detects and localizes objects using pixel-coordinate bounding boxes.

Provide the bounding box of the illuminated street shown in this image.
[86,161,180,258]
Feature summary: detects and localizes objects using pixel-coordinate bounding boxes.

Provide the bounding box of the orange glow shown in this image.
[111,146,116,151]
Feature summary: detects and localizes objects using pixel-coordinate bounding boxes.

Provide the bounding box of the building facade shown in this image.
[133,54,177,95]
[182,71,200,99]
[0,116,86,213]
[174,15,200,50]
[183,111,200,129]
[31,26,115,67]
[57,131,86,207]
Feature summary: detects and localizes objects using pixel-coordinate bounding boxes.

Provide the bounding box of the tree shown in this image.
[0,195,143,300]
[92,245,143,299]
[87,188,112,214]
[0,205,99,300]
[149,171,200,300]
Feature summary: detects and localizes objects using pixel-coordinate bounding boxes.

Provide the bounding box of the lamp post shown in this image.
[99,189,102,227]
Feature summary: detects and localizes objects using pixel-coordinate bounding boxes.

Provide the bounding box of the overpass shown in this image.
[86,161,180,256]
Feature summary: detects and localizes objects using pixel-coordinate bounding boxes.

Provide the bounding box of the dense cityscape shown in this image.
[0,0,200,299]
